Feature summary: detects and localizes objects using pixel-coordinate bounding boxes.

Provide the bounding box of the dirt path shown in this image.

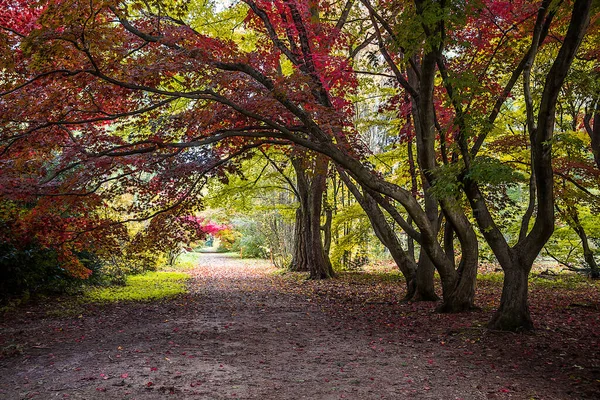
[0,253,598,399]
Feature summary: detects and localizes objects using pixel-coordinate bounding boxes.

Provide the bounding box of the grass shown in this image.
[476,269,597,290]
[85,271,190,303]
[477,272,505,284]
[271,259,596,292]
[529,273,593,290]
[171,252,201,270]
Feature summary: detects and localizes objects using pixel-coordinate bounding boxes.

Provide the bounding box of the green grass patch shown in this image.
[171,252,201,270]
[477,272,504,284]
[478,270,598,290]
[529,273,591,290]
[85,271,189,303]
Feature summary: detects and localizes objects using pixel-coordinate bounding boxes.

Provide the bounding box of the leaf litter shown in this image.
[0,253,598,399]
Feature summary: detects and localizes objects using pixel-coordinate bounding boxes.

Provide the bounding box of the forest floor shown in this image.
[1,253,599,399]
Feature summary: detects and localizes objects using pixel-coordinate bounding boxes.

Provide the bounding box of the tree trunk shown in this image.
[406,216,416,262]
[407,139,418,263]
[581,234,599,279]
[437,207,479,312]
[443,218,455,268]
[592,102,600,169]
[413,250,439,301]
[411,50,478,310]
[365,193,417,299]
[338,170,417,299]
[584,96,600,169]
[322,207,332,256]
[437,251,478,312]
[412,186,439,301]
[488,265,533,331]
[566,205,599,279]
[487,0,591,330]
[290,207,309,272]
[519,172,536,242]
[291,155,334,279]
[307,156,334,279]
[437,218,477,312]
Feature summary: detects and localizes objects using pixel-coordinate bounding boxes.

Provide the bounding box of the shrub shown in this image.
[0,244,104,301]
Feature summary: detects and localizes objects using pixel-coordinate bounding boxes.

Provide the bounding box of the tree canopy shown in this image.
[1,0,599,331]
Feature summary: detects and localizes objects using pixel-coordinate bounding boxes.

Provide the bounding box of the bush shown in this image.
[0,243,103,301]
[97,249,165,285]
[231,218,268,258]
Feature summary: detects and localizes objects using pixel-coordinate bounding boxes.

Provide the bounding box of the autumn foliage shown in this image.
[0,0,599,332]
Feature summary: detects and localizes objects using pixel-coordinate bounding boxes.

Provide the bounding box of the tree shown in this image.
[411,0,594,330]
[1,0,597,330]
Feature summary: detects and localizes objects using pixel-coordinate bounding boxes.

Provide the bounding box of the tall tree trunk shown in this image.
[307,155,334,279]
[291,155,334,279]
[290,207,309,272]
[407,139,418,263]
[486,0,592,330]
[412,50,479,311]
[413,186,439,301]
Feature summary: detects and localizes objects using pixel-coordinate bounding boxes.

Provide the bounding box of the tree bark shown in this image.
[436,207,479,312]
[291,155,334,279]
[290,207,309,272]
[322,206,332,256]
[443,218,455,269]
[412,50,479,311]
[519,172,536,242]
[407,139,418,262]
[307,155,335,279]
[413,250,439,301]
[413,185,440,301]
[488,264,533,331]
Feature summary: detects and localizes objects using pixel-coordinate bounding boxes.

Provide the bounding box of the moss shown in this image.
[85,271,189,303]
